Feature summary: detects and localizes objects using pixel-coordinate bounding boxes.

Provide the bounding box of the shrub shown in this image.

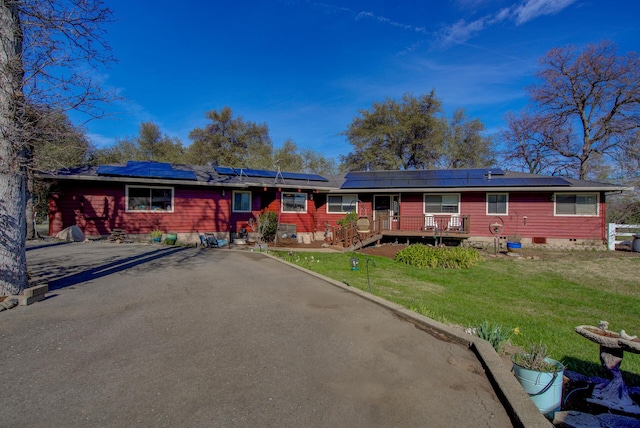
[513,342,561,372]
[257,210,278,242]
[395,244,482,269]
[336,211,358,228]
[468,321,518,353]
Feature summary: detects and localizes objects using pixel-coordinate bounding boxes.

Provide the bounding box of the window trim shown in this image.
[486,192,508,215]
[423,193,461,215]
[125,185,174,213]
[232,190,252,213]
[554,192,599,216]
[326,194,358,214]
[281,192,308,213]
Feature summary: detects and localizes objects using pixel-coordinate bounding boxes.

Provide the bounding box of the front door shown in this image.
[374,195,399,230]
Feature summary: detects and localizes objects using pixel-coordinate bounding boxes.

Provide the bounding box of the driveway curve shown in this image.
[0,243,513,427]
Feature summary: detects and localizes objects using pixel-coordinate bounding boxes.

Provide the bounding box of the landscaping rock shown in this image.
[55,225,85,242]
[0,298,18,311]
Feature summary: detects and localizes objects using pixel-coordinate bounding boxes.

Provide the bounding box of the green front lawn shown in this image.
[273,249,640,381]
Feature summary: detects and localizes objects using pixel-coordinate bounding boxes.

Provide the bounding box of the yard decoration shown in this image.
[512,342,565,417]
[165,232,177,245]
[574,322,640,415]
[506,234,522,252]
[150,229,163,243]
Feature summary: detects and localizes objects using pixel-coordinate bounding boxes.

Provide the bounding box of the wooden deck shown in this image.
[331,215,470,249]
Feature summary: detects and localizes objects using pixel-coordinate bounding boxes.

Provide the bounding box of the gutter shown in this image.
[35,173,336,191]
[331,186,629,193]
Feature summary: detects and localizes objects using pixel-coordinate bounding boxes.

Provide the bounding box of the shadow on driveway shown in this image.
[30,246,191,291]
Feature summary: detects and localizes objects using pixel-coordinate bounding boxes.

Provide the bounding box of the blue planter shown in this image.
[506,242,522,252]
[512,358,564,416]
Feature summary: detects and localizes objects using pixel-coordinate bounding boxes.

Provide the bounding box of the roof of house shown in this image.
[39,162,628,193]
[333,168,627,193]
[40,161,339,191]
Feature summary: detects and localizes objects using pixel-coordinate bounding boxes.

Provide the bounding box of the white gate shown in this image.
[607,223,640,250]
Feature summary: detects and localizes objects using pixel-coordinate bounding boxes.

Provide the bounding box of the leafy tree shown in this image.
[91,138,139,164]
[29,108,92,226]
[511,41,640,180]
[300,148,338,175]
[341,91,447,171]
[441,108,495,169]
[1,0,115,295]
[137,122,184,162]
[273,139,304,172]
[186,107,273,168]
[93,122,184,164]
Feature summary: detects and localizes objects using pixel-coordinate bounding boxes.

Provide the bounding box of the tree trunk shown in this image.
[0,1,28,295]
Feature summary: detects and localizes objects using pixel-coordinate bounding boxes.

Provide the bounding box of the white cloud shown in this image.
[513,0,576,24]
[435,0,576,47]
[355,11,428,34]
[436,17,489,48]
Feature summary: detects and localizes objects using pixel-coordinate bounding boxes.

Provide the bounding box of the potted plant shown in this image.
[150,229,163,243]
[512,342,565,416]
[506,234,522,252]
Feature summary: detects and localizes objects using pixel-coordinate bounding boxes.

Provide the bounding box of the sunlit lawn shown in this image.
[272,249,640,381]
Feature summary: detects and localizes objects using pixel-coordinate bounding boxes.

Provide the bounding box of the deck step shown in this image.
[348,234,383,251]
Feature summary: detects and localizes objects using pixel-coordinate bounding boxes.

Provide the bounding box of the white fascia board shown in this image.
[330,186,630,193]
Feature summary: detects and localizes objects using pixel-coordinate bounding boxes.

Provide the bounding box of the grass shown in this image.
[273,249,640,382]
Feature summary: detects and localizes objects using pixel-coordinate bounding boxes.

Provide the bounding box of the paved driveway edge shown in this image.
[265,253,552,428]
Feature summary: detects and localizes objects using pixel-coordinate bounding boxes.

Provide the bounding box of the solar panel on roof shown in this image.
[214,166,328,182]
[281,172,328,182]
[341,170,571,189]
[97,161,197,180]
[213,166,236,175]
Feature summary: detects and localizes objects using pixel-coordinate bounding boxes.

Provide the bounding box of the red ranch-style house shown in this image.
[40,161,626,249]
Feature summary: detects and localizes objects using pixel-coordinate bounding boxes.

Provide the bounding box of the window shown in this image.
[555,193,598,216]
[282,192,307,213]
[424,194,460,214]
[487,193,508,215]
[233,191,252,212]
[126,186,173,212]
[327,195,357,213]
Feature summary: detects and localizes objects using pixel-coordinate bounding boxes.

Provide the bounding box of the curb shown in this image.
[264,252,552,428]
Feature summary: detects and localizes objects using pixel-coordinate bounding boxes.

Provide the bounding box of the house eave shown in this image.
[36,173,335,191]
[331,186,630,193]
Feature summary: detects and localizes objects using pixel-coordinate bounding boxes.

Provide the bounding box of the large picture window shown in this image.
[555,193,598,216]
[487,193,508,215]
[327,195,357,213]
[424,194,460,214]
[282,192,307,213]
[126,186,173,212]
[233,191,252,212]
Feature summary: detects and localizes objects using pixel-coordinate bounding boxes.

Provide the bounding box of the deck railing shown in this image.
[330,214,470,247]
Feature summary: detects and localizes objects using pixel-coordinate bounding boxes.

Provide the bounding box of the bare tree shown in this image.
[0,0,114,295]
[500,111,572,176]
[529,41,640,179]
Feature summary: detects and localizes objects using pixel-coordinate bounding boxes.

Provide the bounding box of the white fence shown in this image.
[607,223,640,250]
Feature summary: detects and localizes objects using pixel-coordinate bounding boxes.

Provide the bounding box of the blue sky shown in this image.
[80,0,640,162]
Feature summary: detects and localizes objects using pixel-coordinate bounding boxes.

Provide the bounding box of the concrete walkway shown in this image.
[1,242,539,427]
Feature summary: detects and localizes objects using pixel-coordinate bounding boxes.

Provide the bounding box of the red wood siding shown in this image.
[259,191,317,233]
[462,191,605,241]
[313,191,607,241]
[49,182,230,236]
[48,182,607,242]
[314,194,374,232]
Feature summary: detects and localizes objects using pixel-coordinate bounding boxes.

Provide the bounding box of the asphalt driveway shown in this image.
[0,242,513,427]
